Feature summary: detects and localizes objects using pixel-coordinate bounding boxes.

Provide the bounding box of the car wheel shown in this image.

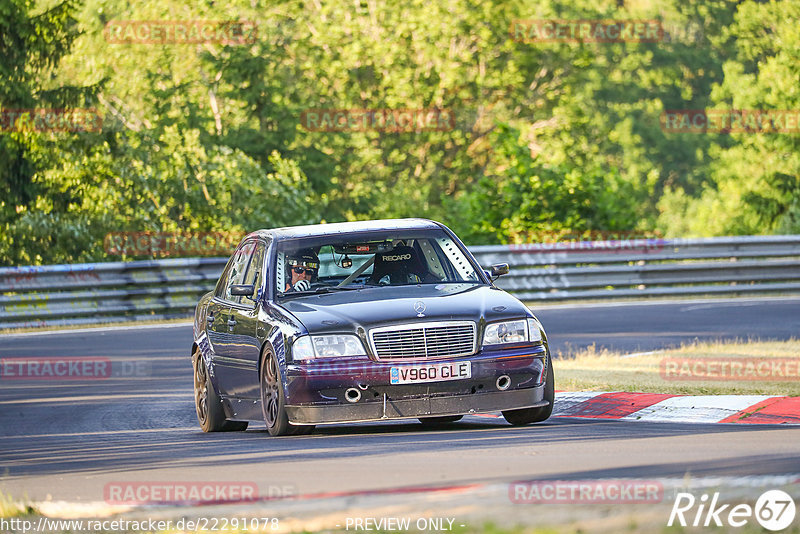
[193,347,248,432]
[502,354,555,426]
[260,347,315,436]
[418,415,464,425]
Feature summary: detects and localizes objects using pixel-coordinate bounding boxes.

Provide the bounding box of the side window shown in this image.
[240,241,266,305]
[214,258,236,299]
[223,242,253,303]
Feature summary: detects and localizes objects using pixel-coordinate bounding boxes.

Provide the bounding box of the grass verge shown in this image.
[554,339,800,395]
[0,491,38,518]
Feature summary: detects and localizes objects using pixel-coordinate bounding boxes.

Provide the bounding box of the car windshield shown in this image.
[275,229,482,296]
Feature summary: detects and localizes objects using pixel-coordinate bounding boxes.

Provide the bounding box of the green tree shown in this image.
[657,0,800,236]
[0,0,102,263]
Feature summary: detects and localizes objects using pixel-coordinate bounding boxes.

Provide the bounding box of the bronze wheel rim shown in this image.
[263,354,280,427]
[194,352,209,425]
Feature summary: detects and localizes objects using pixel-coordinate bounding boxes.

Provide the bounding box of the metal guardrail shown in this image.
[471,235,800,301]
[1,235,799,330]
[0,258,227,330]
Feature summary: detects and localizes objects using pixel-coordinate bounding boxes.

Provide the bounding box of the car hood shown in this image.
[279,284,532,334]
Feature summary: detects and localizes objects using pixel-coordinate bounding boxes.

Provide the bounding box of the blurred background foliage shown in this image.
[0,0,798,264]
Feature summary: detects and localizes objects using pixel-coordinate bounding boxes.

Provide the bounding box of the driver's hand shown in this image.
[293,279,311,292]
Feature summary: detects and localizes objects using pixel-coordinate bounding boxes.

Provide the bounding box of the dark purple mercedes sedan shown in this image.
[192,219,553,436]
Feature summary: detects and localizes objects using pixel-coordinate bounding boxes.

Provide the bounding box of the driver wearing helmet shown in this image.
[285,249,319,292]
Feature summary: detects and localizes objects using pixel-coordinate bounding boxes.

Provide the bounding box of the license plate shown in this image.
[390,361,471,384]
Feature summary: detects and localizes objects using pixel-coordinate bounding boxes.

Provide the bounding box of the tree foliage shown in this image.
[1,0,797,265]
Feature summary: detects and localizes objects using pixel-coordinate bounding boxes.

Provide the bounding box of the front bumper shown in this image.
[284,345,548,424]
[285,383,547,424]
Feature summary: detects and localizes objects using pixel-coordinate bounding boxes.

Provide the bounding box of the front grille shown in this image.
[369,321,477,360]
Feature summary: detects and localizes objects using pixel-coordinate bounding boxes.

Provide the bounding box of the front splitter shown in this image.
[285,385,547,424]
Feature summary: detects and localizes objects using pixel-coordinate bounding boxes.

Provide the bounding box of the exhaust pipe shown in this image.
[496,375,511,391]
[345,388,362,403]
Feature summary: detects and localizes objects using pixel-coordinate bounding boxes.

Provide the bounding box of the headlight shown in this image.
[292,334,366,361]
[484,320,527,345]
[483,318,544,346]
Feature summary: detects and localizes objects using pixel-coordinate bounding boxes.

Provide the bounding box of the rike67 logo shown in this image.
[668,490,796,531]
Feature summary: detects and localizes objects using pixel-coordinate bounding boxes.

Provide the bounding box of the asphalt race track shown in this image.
[0,297,798,518]
[535,296,800,355]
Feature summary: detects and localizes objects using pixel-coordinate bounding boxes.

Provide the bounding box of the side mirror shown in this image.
[230,284,255,297]
[490,263,510,279]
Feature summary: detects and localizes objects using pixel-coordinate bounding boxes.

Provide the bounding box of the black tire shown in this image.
[260,347,315,436]
[418,415,464,425]
[502,354,555,426]
[193,347,248,432]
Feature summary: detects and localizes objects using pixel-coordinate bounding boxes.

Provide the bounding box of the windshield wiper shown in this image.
[280,285,363,298]
[313,285,363,293]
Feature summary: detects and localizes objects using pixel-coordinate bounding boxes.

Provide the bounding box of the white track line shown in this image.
[527,295,800,311]
[0,321,192,338]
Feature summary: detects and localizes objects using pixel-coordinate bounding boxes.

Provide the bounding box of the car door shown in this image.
[210,242,253,398]
[204,258,236,375]
[228,239,269,400]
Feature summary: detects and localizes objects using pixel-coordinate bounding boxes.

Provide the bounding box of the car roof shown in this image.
[245,218,443,241]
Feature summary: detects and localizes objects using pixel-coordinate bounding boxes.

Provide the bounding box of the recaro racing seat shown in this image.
[368,245,430,285]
